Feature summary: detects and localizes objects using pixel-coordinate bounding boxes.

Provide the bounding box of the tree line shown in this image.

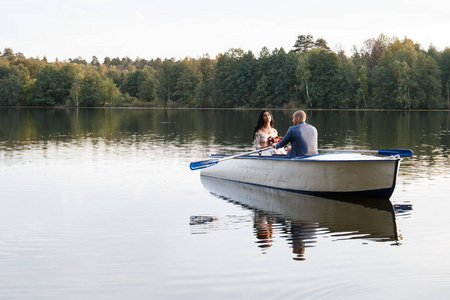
[1,34,449,109]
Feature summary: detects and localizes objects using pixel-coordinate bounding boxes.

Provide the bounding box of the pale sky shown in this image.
[2,0,449,62]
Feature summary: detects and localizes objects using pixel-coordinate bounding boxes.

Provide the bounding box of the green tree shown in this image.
[120,67,156,100]
[295,54,312,106]
[253,74,271,107]
[102,66,121,86]
[297,48,343,108]
[91,56,100,67]
[0,63,22,106]
[137,67,158,103]
[439,48,450,107]
[213,48,244,107]
[157,59,176,105]
[69,57,87,65]
[370,64,397,108]
[253,48,298,107]
[427,44,440,61]
[172,60,198,106]
[23,79,36,105]
[78,66,107,107]
[356,65,369,107]
[251,47,271,107]
[196,56,215,107]
[268,48,298,107]
[412,53,442,109]
[293,35,314,53]
[103,78,123,106]
[370,37,442,109]
[1,48,14,58]
[335,56,358,108]
[32,65,59,106]
[233,51,257,107]
[314,38,330,51]
[17,57,46,80]
[32,64,79,106]
[69,71,82,107]
[104,57,111,66]
[393,60,413,108]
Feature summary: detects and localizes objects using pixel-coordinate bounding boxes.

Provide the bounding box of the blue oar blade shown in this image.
[378,149,413,157]
[189,159,219,170]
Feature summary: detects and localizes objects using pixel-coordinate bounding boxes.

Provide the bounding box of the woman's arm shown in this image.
[254,132,266,149]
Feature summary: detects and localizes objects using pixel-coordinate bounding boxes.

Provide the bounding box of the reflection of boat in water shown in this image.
[200,176,400,260]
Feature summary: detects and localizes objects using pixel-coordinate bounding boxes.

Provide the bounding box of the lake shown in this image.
[0,108,449,299]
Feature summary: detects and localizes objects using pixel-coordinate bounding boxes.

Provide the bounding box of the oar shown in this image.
[318,148,413,157]
[190,146,274,170]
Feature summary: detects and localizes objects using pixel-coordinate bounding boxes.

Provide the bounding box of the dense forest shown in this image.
[1,34,449,109]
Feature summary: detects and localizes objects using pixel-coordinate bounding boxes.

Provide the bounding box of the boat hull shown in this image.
[200,153,401,199]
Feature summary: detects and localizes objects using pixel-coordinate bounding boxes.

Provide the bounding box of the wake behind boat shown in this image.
[198,151,403,199]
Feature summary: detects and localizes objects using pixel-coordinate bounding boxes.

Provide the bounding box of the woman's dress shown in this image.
[253,130,287,156]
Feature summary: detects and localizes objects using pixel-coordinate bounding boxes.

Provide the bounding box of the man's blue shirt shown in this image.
[276,122,318,158]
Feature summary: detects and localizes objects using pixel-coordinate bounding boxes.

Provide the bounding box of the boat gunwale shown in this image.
[208,152,401,162]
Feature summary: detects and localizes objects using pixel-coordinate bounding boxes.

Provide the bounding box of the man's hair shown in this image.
[294,110,306,122]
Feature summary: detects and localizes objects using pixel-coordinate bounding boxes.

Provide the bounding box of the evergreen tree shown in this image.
[293,35,314,53]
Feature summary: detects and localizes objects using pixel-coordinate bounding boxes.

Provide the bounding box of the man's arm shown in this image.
[275,128,292,149]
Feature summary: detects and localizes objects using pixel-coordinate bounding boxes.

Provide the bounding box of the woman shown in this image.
[252,110,286,155]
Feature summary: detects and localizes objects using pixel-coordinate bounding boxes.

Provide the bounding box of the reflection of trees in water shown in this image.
[1,109,449,177]
[253,211,316,261]
[2,109,449,146]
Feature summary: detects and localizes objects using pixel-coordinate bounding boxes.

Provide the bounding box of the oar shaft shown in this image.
[319,148,413,157]
[190,146,274,170]
[318,149,376,153]
[218,146,273,162]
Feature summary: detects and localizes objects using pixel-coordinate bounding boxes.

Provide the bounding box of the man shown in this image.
[275,110,318,158]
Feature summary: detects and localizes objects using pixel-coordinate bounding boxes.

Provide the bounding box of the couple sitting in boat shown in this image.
[253,110,318,157]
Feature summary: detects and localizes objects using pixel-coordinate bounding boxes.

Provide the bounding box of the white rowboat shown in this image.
[200,152,402,199]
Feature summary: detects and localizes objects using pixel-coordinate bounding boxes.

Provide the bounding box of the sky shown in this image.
[2,0,450,62]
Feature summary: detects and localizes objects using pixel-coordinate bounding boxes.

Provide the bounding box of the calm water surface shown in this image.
[0,108,449,299]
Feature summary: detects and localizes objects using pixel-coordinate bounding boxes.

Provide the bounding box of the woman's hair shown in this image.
[252,110,274,140]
